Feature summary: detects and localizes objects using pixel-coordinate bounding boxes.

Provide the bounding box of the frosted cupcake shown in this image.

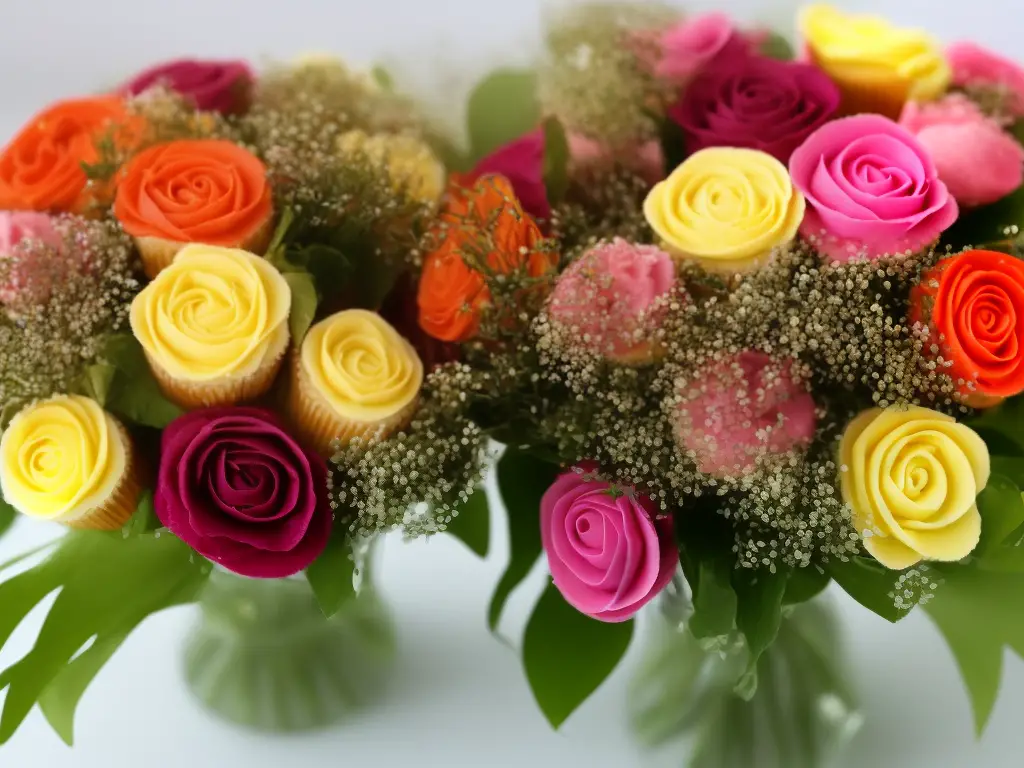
[129,244,291,409]
[287,309,423,455]
[0,395,141,530]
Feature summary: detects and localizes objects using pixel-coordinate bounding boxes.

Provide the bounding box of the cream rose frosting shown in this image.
[643,147,805,273]
[0,395,126,523]
[130,244,291,381]
[839,406,990,570]
[301,309,423,422]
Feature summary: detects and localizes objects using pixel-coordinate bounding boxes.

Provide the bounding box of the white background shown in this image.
[1,1,1023,766]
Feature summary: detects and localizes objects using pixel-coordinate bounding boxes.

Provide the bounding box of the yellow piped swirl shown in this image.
[800,4,950,116]
[130,244,291,381]
[839,406,990,570]
[0,396,125,523]
[301,309,423,422]
[643,147,805,274]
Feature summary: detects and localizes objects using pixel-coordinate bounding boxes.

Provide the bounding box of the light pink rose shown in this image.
[900,96,1024,208]
[655,13,752,82]
[548,239,678,363]
[540,463,677,623]
[0,211,62,304]
[788,115,959,263]
[674,352,817,477]
[947,42,1024,117]
[567,133,665,184]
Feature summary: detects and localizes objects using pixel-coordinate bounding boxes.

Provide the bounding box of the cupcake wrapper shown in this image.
[134,216,275,280]
[64,423,143,531]
[147,322,290,410]
[286,351,418,457]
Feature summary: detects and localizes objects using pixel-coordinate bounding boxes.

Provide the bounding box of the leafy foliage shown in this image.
[98,334,183,429]
[305,534,356,618]
[444,486,491,558]
[828,556,918,623]
[541,116,570,207]
[466,69,540,164]
[283,271,319,343]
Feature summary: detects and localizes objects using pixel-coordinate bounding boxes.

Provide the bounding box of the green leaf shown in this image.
[0,495,15,540]
[688,558,737,640]
[522,583,634,728]
[944,183,1024,250]
[0,530,210,744]
[100,334,183,429]
[466,69,539,163]
[541,116,570,207]
[284,271,318,343]
[782,564,830,606]
[266,207,295,260]
[78,363,116,407]
[123,490,157,538]
[487,448,560,632]
[297,244,351,290]
[658,115,686,174]
[370,65,394,91]
[759,32,795,60]
[305,535,355,618]
[444,487,490,558]
[828,556,913,623]
[733,566,791,699]
[977,474,1024,554]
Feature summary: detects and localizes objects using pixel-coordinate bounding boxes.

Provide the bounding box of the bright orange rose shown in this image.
[0,96,134,213]
[910,249,1024,406]
[417,174,553,342]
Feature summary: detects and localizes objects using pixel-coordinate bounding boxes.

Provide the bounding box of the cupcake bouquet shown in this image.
[3,2,1024,762]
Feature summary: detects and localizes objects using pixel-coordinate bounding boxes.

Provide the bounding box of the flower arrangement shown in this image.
[3,2,1024,762]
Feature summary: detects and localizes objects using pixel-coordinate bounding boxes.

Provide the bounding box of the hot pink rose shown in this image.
[0,211,62,304]
[655,13,752,82]
[674,352,817,477]
[670,55,840,163]
[899,96,1024,208]
[540,464,676,622]
[122,58,254,115]
[947,42,1024,117]
[788,115,959,263]
[468,129,551,224]
[548,238,677,363]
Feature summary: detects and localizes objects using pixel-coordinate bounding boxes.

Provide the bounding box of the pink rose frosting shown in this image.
[540,464,677,622]
[947,42,1024,117]
[674,352,817,477]
[670,55,840,163]
[567,133,665,184]
[0,211,62,304]
[655,13,752,82]
[548,238,677,363]
[122,58,254,115]
[900,96,1024,208]
[788,114,959,263]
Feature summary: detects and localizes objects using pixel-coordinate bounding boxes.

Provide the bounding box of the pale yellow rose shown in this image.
[643,147,805,274]
[839,406,990,570]
[337,129,446,206]
[800,4,950,118]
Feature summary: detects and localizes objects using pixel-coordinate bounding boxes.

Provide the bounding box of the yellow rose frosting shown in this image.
[130,244,291,382]
[301,309,423,423]
[643,147,805,274]
[839,406,990,570]
[337,129,446,206]
[799,4,950,117]
[0,396,126,523]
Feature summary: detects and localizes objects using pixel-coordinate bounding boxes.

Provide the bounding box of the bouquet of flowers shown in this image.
[3,1,1024,763]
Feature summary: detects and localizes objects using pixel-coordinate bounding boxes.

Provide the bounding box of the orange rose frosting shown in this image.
[417,174,552,342]
[114,139,273,246]
[0,96,134,213]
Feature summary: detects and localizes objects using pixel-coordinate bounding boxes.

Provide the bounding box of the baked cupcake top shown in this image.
[130,245,291,381]
[0,395,126,523]
[300,309,423,422]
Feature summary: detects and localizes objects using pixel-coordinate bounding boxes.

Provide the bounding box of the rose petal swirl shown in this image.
[839,406,989,570]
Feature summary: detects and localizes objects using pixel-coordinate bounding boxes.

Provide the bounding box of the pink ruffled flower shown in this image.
[548,238,678,363]
[674,352,817,477]
[540,463,677,622]
[122,58,254,115]
[900,95,1024,208]
[788,114,959,263]
[567,133,665,184]
[0,211,62,304]
[947,42,1024,117]
[655,12,752,82]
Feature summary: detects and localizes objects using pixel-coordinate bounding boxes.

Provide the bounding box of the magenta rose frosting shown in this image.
[540,464,676,622]
[655,13,753,82]
[122,57,254,115]
[947,42,1024,117]
[547,238,678,362]
[900,96,1024,208]
[788,114,959,263]
[0,211,63,304]
[469,129,551,224]
[670,55,840,163]
[674,351,817,477]
[156,407,332,578]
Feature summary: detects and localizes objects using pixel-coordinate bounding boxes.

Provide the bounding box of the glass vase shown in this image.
[628,578,862,768]
[183,565,395,732]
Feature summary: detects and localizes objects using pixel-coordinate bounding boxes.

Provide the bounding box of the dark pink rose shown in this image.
[540,464,676,622]
[789,114,959,263]
[670,55,840,163]
[156,407,332,578]
[469,129,551,224]
[122,58,254,115]
[674,352,817,477]
[947,42,1024,117]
